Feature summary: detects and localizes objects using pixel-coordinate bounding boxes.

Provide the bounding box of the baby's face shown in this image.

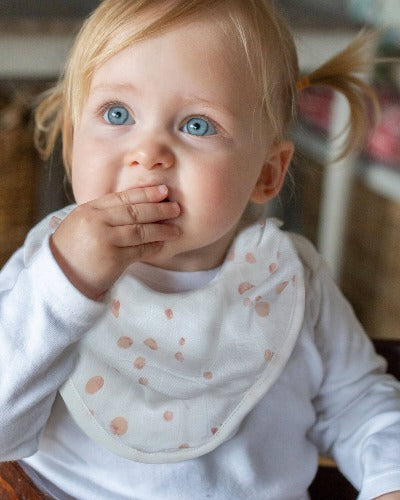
[71,16,274,271]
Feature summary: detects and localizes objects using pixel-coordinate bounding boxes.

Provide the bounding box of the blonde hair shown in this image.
[34,0,378,177]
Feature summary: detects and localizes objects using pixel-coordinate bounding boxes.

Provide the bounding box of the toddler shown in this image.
[1,0,400,499]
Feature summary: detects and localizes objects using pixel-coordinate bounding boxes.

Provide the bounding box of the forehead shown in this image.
[89,15,259,111]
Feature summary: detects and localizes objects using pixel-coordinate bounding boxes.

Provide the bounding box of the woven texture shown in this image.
[0,88,41,268]
[341,178,400,340]
[0,461,49,500]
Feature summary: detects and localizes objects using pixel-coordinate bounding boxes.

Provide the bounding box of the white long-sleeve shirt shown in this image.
[1,210,400,499]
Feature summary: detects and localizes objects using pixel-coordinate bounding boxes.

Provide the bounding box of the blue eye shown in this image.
[103,106,134,125]
[182,117,216,136]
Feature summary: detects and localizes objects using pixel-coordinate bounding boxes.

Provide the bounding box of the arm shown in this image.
[0,185,180,460]
[0,241,105,461]
[293,236,400,500]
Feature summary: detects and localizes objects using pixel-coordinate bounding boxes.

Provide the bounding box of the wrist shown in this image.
[49,235,108,301]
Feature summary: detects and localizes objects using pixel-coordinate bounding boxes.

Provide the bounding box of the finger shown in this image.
[104,201,180,227]
[111,222,181,248]
[90,185,169,209]
[120,240,164,263]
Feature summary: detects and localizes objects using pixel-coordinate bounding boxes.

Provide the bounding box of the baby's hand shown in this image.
[50,185,180,300]
[374,492,400,500]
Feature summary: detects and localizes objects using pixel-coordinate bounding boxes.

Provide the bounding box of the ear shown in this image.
[250,140,294,204]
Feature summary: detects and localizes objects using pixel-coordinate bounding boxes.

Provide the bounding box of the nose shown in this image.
[124,136,175,170]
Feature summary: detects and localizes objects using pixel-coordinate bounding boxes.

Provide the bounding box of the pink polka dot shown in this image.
[134,357,146,370]
[85,376,104,394]
[264,349,274,361]
[255,296,262,302]
[276,281,289,294]
[111,299,120,318]
[269,263,277,274]
[255,302,270,317]
[211,427,218,434]
[49,216,62,229]
[260,221,266,228]
[245,252,256,264]
[179,443,189,449]
[175,352,184,362]
[243,298,252,307]
[110,417,128,436]
[117,336,133,348]
[163,411,174,421]
[238,282,255,295]
[203,371,213,380]
[179,338,186,346]
[165,308,174,320]
[139,377,148,386]
[144,338,158,350]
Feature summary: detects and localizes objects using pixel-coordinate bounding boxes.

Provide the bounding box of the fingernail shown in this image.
[158,185,167,194]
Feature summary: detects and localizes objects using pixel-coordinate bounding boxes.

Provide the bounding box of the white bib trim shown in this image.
[58,218,305,463]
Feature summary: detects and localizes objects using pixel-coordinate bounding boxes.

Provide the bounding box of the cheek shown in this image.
[188,155,260,222]
[71,135,114,204]
[212,154,262,205]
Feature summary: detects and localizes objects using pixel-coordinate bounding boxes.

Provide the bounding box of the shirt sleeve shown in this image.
[0,233,105,461]
[297,236,400,499]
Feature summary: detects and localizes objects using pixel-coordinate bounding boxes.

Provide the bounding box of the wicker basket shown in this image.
[341,177,400,340]
[0,89,41,268]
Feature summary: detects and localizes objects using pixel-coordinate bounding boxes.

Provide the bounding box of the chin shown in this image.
[141,244,179,270]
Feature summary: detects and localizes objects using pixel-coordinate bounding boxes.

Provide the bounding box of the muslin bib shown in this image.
[32,210,305,463]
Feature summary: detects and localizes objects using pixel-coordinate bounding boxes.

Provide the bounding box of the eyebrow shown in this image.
[181,95,237,120]
[90,83,238,119]
[90,82,139,94]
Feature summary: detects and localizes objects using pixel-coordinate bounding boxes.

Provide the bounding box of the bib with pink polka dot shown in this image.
[58,217,305,463]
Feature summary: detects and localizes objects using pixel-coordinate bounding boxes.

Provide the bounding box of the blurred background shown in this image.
[0,1,399,498]
[1,0,99,17]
